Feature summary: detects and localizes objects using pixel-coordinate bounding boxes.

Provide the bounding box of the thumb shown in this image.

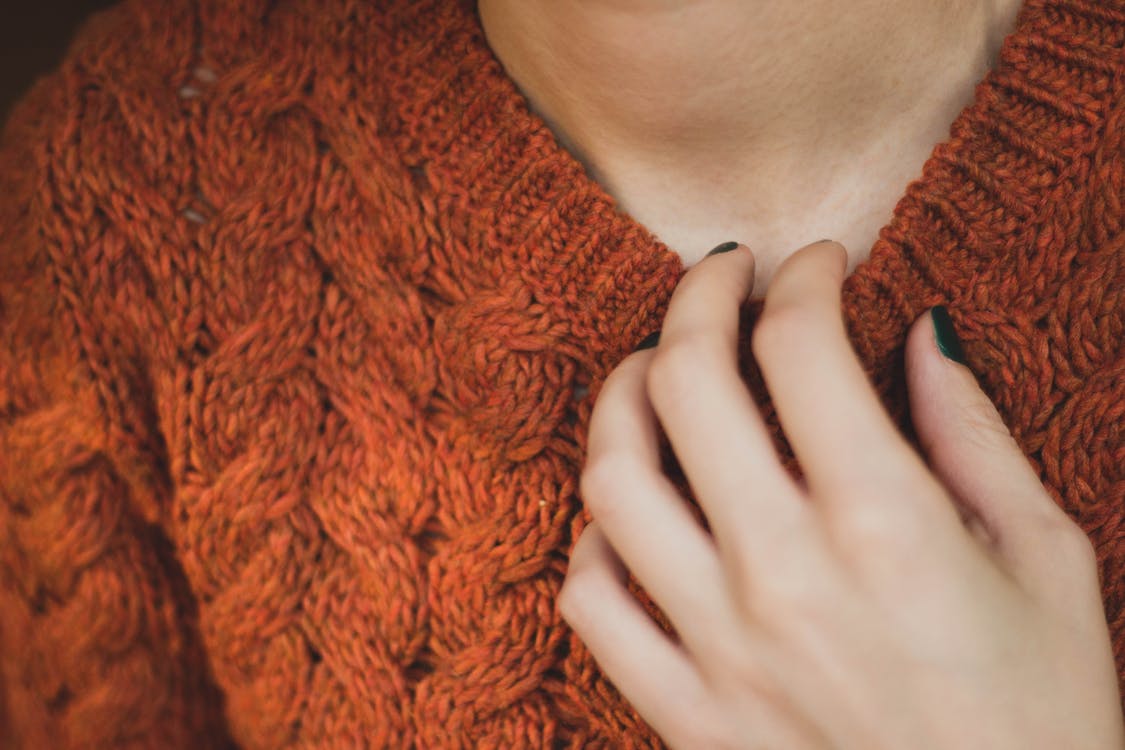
[905,306,1091,594]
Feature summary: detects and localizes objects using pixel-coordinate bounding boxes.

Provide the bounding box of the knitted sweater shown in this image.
[1,0,1122,747]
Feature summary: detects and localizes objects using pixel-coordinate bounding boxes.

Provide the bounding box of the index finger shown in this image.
[644,242,813,572]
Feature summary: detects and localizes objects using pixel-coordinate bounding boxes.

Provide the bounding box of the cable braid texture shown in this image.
[1,0,1123,747]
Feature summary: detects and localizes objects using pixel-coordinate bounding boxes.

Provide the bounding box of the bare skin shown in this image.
[477,0,1024,297]
[475,4,1125,746]
[562,240,1125,749]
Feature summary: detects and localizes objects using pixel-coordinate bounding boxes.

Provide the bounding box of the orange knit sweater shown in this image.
[1,0,1122,747]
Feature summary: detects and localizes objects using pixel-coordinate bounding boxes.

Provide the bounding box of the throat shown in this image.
[477,0,1025,297]
[595,152,923,299]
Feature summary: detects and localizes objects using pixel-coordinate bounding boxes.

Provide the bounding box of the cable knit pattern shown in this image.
[0,0,1122,746]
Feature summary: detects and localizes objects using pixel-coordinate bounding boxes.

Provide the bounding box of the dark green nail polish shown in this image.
[705,241,740,258]
[634,330,661,351]
[931,305,967,365]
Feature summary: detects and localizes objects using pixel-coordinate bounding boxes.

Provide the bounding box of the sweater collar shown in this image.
[366,0,1115,383]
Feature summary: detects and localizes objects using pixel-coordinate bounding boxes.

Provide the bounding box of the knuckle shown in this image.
[835,500,924,557]
[1045,512,1098,565]
[578,458,613,500]
[756,561,819,607]
[578,459,626,516]
[646,338,721,401]
[1016,510,1105,610]
[751,305,816,361]
[748,561,827,628]
[729,543,833,628]
[557,570,598,626]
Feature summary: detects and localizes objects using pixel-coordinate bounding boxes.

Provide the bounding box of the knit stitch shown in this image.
[0,0,1123,747]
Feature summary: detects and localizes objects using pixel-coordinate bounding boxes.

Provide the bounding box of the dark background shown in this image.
[1,0,120,126]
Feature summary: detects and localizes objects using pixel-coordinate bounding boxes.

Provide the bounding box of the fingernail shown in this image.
[931,305,967,365]
[634,330,661,352]
[705,241,740,258]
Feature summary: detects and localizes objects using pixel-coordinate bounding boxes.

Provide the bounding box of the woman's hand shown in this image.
[560,240,1125,750]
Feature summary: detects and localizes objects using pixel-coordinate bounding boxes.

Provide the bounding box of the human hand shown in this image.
[560,240,1125,749]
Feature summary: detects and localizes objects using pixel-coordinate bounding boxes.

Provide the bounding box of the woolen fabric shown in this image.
[1,0,1123,746]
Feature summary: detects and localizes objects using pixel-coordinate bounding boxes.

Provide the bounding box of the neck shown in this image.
[478,0,1023,278]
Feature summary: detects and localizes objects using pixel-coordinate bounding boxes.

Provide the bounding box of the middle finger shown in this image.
[751,240,938,515]
[646,241,813,570]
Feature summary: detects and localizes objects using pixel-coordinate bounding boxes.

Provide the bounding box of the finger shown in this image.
[752,240,954,529]
[559,520,720,749]
[582,345,739,661]
[904,306,1102,605]
[644,242,812,574]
